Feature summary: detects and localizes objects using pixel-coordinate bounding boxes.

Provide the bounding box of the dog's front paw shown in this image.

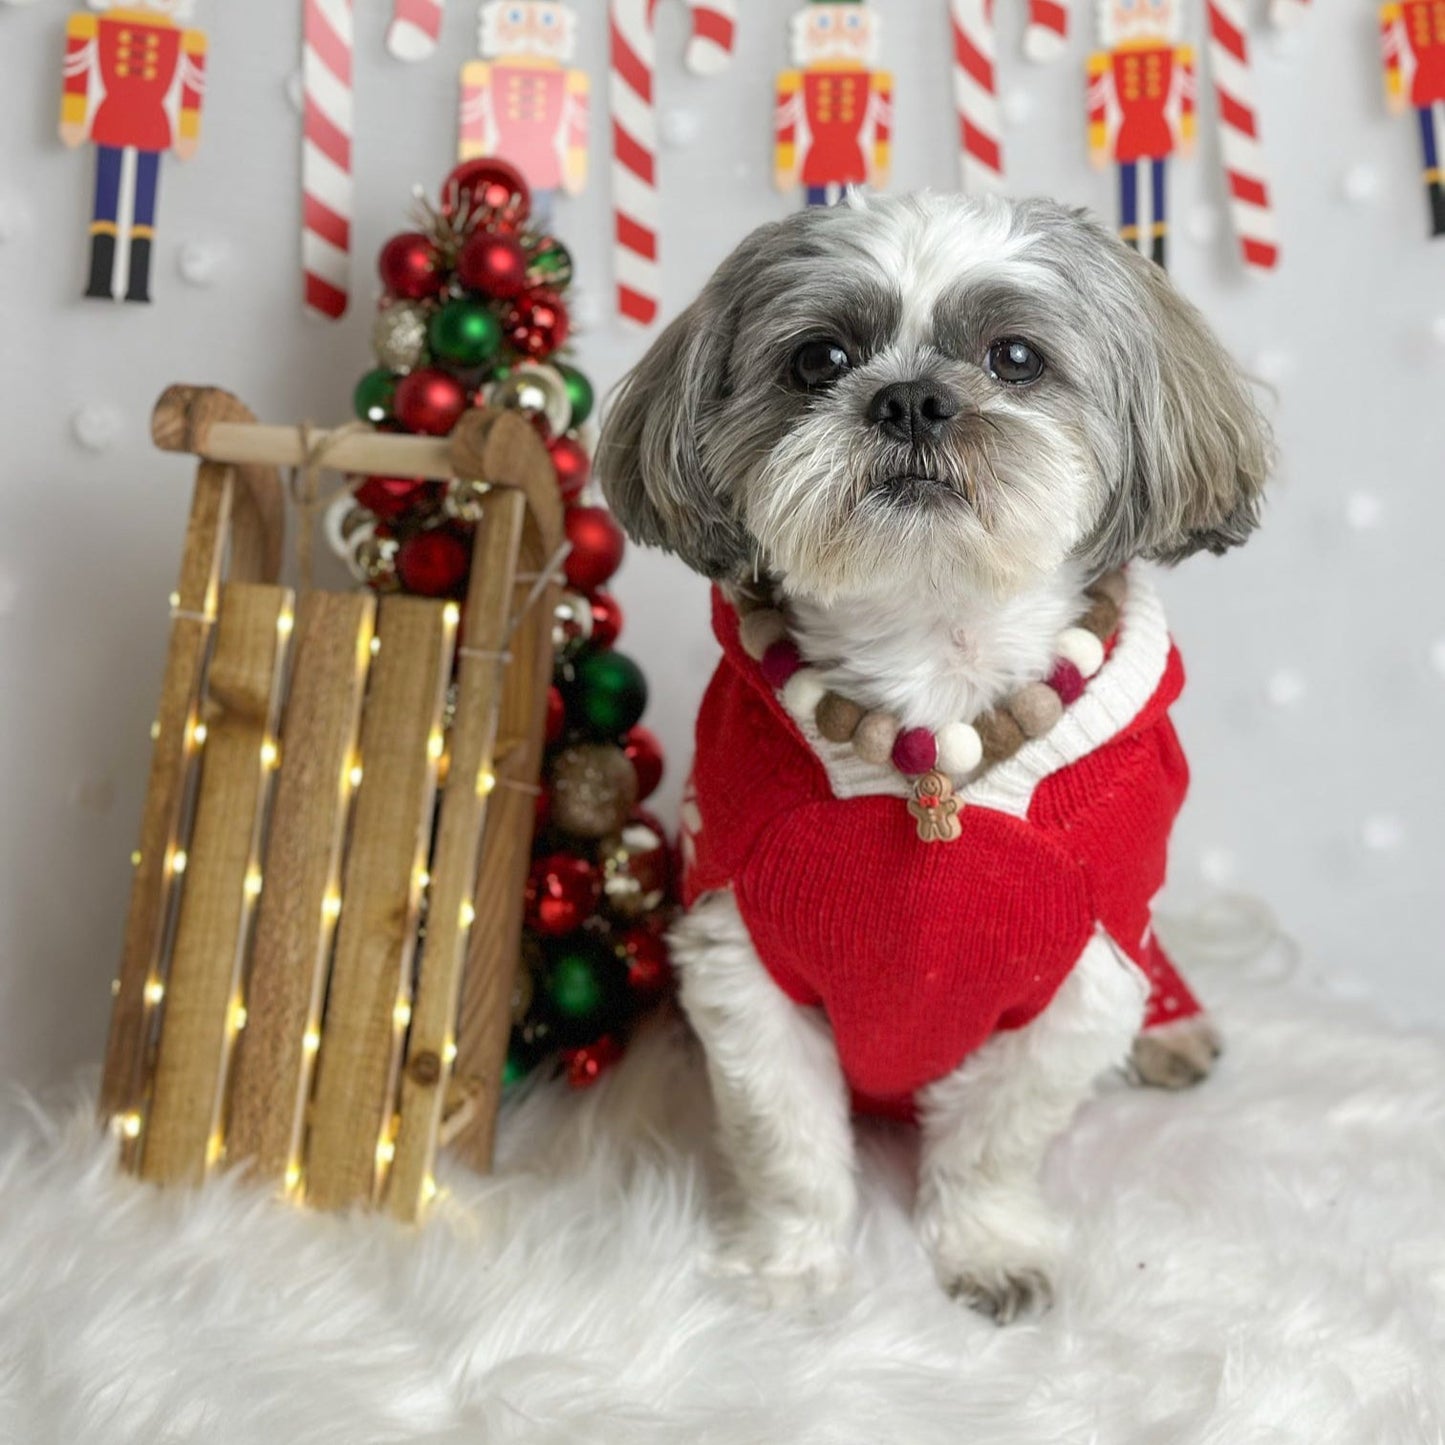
[703,1212,851,1307]
[1130,1015,1223,1090]
[916,1186,1061,1325]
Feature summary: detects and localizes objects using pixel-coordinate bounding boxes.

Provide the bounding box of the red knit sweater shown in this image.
[681,579,1201,1114]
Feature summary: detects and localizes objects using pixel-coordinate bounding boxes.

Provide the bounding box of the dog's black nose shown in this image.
[867,381,959,444]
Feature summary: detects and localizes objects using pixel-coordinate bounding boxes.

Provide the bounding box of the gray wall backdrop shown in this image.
[1,0,1442,1088]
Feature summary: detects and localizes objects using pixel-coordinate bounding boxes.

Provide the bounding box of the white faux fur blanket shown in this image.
[2,900,1443,1445]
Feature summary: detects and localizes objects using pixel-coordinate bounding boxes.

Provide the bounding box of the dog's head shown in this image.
[597,193,1271,605]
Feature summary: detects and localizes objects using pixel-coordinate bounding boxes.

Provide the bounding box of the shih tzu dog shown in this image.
[596,192,1269,1322]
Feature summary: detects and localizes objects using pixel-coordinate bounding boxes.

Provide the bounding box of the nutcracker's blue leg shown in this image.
[1418,104,1445,238]
[1118,162,1140,253]
[805,185,829,208]
[85,145,122,300]
[124,150,161,303]
[1150,157,1168,269]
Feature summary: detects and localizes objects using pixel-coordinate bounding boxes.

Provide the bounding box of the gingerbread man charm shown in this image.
[908,770,963,844]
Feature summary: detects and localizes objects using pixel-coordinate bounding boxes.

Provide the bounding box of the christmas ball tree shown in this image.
[330,159,677,1093]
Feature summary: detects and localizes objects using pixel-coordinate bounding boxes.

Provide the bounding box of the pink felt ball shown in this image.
[1047,658,1086,705]
[891,726,939,776]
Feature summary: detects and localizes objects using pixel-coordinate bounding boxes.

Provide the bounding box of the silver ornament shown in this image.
[553,591,594,653]
[354,532,400,591]
[372,302,430,373]
[443,477,492,523]
[490,363,572,438]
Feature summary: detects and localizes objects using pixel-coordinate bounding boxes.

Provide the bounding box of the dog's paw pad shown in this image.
[1130,1018,1223,1090]
[944,1265,1054,1325]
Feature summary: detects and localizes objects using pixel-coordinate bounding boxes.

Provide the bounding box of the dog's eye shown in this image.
[985,339,1045,385]
[792,339,852,390]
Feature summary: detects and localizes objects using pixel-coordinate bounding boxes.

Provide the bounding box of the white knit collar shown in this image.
[779,572,1172,820]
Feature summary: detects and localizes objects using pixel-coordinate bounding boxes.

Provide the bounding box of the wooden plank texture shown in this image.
[227,591,376,1190]
[140,583,293,1186]
[386,489,526,1220]
[100,461,234,1154]
[304,596,455,1211]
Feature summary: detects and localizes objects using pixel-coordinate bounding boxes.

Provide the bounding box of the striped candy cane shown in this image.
[951,0,1003,194]
[610,0,737,327]
[302,0,354,318]
[387,0,445,61]
[1206,0,1279,269]
[1024,0,1070,62]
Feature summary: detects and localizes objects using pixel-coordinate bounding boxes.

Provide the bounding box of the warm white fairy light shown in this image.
[170,848,188,875]
[427,731,445,762]
[422,1176,438,1203]
[110,978,121,997]
[322,892,343,921]
[443,1040,458,1065]
[260,739,279,769]
[284,1162,302,1192]
[168,591,181,610]
[442,603,461,628]
[230,1002,249,1032]
[276,609,295,638]
[415,869,431,891]
[369,635,381,657]
[348,762,364,789]
[244,868,263,899]
[459,900,476,929]
[130,850,142,867]
[476,769,496,797]
[144,979,165,1006]
[190,721,208,747]
[376,1138,396,1166]
[117,1112,143,1140]
[393,1000,412,1030]
[149,720,161,741]
[303,1027,321,1055]
[207,1132,224,1165]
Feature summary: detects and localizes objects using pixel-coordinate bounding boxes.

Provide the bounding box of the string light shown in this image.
[244,868,263,899]
[443,1040,458,1064]
[190,721,208,747]
[230,1002,249,1032]
[422,1176,439,1203]
[442,603,461,628]
[170,849,188,875]
[427,731,445,762]
[393,1000,413,1030]
[260,739,279,769]
[130,850,142,867]
[322,893,342,921]
[369,635,381,657]
[149,721,161,741]
[348,762,364,789]
[117,1112,142,1140]
[276,609,295,638]
[303,1028,321,1055]
[476,769,496,797]
[415,869,431,891]
[207,1132,224,1165]
[110,978,121,997]
[168,591,181,610]
[284,1163,302,1192]
[459,900,476,929]
[376,1138,396,1166]
[144,979,165,1006]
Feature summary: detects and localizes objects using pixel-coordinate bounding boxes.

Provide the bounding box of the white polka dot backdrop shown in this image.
[1185,204,1222,245]
[1344,492,1383,530]
[1361,814,1406,853]
[177,239,229,288]
[70,404,125,453]
[1265,669,1307,707]
[1341,163,1380,205]
[659,107,702,150]
[1000,89,1034,127]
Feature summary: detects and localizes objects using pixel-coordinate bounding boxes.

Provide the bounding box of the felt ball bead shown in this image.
[396,529,470,597]
[557,363,594,427]
[760,640,803,689]
[891,726,938,776]
[567,650,649,738]
[548,435,591,502]
[503,289,570,360]
[456,230,529,299]
[621,725,664,801]
[1080,595,1121,641]
[816,693,865,743]
[1047,659,1086,706]
[353,368,398,424]
[378,231,443,300]
[739,609,787,661]
[1088,571,1128,607]
[563,506,625,591]
[427,299,502,368]
[782,668,826,718]
[937,721,983,776]
[524,853,602,937]
[1057,627,1105,679]
[976,709,1026,765]
[1009,681,1064,738]
[588,590,623,649]
[394,368,469,436]
[854,711,900,765]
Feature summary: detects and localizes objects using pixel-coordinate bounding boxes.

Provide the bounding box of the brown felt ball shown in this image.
[739,609,788,661]
[1087,571,1127,607]
[816,692,865,743]
[1009,682,1064,738]
[853,711,900,764]
[976,708,1026,766]
[1080,594,1121,640]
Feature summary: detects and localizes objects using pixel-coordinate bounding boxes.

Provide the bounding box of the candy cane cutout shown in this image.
[610,0,737,327]
[951,0,1003,194]
[387,0,445,61]
[1206,0,1279,269]
[302,0,354,318]
[1024,0,1071,61]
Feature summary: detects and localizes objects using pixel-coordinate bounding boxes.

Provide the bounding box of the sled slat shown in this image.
[305,596,455,1211]
[387,489,527,1221]
[141,583,293,1186]
[227,592,376,1190]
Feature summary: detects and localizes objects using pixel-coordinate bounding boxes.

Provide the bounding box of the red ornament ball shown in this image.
[440,158,530,228]
[378,232,443,301]
[457,231,529,300]
[588,590,623,650]
[524,853,602,937]
[394,368,468,436]
[547,434,591,502]
[615,925,671,997]
[563,506,626,591]
[353,475,435,524]
[563,1034,623,1090]
[622,726,664,801]
[503,290,570,360]
[396,529,470,597]
[545,684,566,745]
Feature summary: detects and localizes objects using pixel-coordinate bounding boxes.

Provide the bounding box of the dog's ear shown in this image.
[596,278,753,580]
[1092,248,1273,568]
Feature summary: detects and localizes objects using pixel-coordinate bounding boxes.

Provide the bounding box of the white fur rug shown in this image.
[3,900,1444,1445]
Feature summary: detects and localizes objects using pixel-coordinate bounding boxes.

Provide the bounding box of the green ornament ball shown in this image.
[568,649,649,739]
[428,298,503,369]
[354,368,398,424]
[539,934,627,1043]
[557,363,595,429]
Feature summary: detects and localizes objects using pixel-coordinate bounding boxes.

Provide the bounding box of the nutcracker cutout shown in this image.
[1088,0,1195,268]
[460,1,588,210]
[776,0,892,207]
[60,0,206,303]
[1381,0,1445,237]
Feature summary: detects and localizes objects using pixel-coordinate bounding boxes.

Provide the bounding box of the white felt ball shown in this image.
[1265,668,1307,707]
[71,404,125,453]
[1342,164,1379,205]
[782,668,826,719]
[937,721,983,777]
[1345,492,1383,530]
[1185,205,1222,245]
[1000,89,1034,126]
[1361,814,1405,852]
[178,239,227,287]
[660,107,702,149]
[1057,627,1105,679]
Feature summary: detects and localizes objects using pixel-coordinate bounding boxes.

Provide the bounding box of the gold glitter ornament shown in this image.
[599,817,670,919]
[550,742,638,839]
[444,477,492,523]
[372,301,431,373]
